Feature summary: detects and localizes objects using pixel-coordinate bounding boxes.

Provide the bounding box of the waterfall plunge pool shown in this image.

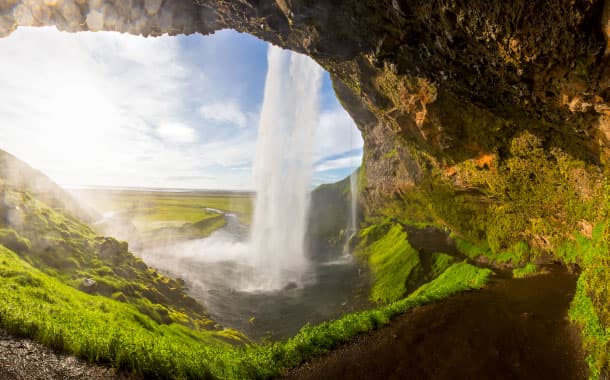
[140,212,371,340]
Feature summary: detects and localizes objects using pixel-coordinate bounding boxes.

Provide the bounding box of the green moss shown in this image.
[512,263,538,278]
[356,223,422,303]
[569,276,610,380]
[453,235,492,260]
[429,252,456,278]
[0,228,31,253]
[409,262,492,299]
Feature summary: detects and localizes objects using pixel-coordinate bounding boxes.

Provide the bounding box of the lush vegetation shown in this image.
[76,189,254,235]
[512,263,538,278]
[355,221,460,304]
[363,127,609,378]
[375,131,603,264]
[0,246,242,378]
[356,222,422,303]
[0,188,215,329]
[0,241,491,379]
[564,223,610,380]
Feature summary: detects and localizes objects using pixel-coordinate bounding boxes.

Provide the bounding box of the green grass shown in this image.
[0,246,241,379]
[512,263,538,278]
[0,240,492,379]
[76,189,254,230]
[409,261,491,299]
[453,234,529,266]
[356,223,422,303]
[0,188,217,330]
[429,252,457,278]
[564,222,610,380]
[569,276,610,380]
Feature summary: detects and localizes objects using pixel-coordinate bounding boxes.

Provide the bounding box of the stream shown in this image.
[284,266,587,380]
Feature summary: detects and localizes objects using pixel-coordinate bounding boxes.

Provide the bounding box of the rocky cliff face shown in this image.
[1,0,608,245]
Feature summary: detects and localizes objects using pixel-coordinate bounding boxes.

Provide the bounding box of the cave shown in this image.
[0,0,609,379]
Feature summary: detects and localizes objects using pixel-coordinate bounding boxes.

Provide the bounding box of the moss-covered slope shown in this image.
[0,150,222,332]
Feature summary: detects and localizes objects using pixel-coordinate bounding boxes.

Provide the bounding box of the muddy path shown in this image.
[283,267,587,380]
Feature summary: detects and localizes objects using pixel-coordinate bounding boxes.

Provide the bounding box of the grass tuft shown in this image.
[512,263,538,278]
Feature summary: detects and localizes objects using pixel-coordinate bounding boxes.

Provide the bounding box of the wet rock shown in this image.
[78,278,97,293]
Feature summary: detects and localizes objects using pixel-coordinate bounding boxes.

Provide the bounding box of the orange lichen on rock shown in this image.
[475,154,494,169]
[443,166,457,177]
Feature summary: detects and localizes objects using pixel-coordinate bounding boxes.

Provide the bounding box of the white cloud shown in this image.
[156,122,197,144]
[0,27,258,190]
[315,153,362,172]
[199,101,248,128]
[314,107,363,161]
[0,28,362,190]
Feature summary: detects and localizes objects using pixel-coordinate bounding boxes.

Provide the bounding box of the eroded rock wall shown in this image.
[1,0,609,250]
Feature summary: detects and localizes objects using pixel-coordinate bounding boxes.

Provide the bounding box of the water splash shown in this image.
[249,45,323,290]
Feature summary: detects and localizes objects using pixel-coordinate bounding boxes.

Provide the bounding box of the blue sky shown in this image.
[0,27,362,190]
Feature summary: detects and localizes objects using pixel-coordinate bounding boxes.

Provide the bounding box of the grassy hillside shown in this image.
[0,153,498,378]
[0,241,490,378]
[0,186,220,330]
[0,150,96,223]
[306,172,358,257]
[0,246,239,378]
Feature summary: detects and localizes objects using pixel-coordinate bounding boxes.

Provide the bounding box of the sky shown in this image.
[0,27,363,190]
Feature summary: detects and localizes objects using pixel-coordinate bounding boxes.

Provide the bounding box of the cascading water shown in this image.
[348,169,358,234]
[342,169,359,255]
[249,45,323,290]
[133,45,368,337]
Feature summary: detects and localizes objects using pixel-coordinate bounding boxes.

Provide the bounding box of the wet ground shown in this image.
[283,267,587,380]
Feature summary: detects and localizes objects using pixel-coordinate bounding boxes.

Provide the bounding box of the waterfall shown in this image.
[348,169,358,234]
[249,45,323,290]
[343,169,359,255]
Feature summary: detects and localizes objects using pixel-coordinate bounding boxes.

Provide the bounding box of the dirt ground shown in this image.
[0,330,135,380]
[283,268,587,380]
